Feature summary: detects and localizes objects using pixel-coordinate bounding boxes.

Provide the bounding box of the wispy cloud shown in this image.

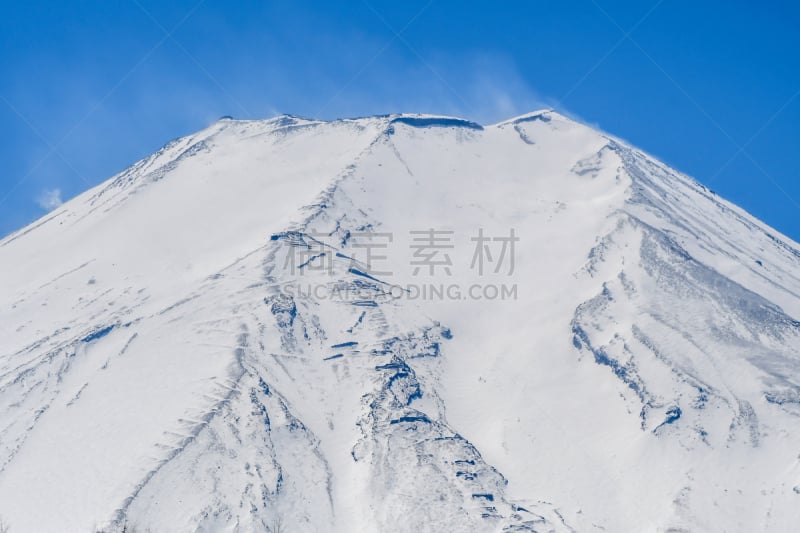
[36,188,63,211]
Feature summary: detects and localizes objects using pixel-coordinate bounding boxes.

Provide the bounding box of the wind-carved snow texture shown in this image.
[572,142,800,446]
[348,320,565,531]
[1,110,799,532]
[259,168,568,531]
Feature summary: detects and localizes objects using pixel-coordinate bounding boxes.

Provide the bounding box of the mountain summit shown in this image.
[1,111,799,532]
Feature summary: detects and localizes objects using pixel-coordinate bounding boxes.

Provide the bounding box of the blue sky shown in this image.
[1,0,798,241]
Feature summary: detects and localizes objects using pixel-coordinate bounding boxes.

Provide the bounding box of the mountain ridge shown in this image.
[1,110,799,532]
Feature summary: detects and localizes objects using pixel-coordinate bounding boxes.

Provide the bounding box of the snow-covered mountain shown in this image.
[1,110,799,533]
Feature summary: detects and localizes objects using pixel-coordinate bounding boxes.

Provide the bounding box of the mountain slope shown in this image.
[0,111,799,532]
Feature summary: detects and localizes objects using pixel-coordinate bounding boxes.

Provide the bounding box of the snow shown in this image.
[0,110,799,532]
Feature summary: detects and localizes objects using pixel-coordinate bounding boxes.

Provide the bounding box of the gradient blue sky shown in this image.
[1,1,798,241]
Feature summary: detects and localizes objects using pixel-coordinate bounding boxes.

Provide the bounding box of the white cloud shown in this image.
[36,188,63,211]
